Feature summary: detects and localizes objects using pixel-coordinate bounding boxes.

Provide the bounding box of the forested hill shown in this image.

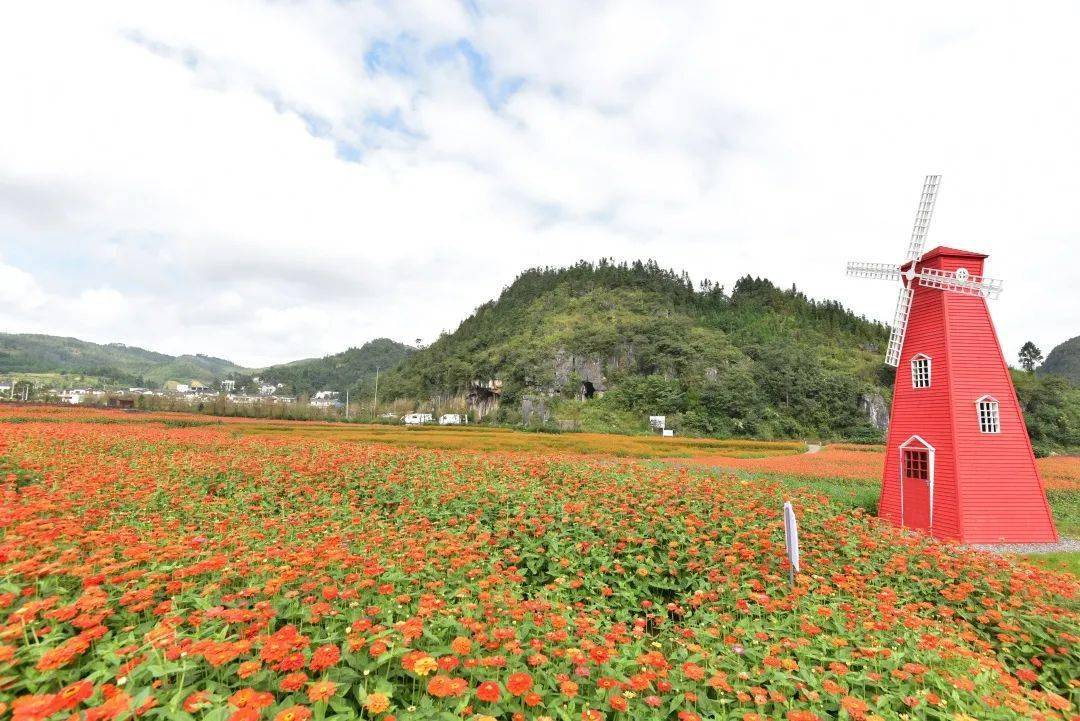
[0,333,245,385]
[1039,335,1080,384]
[0,333,412,395]
[229,338,415,396]
[380,260,893,440]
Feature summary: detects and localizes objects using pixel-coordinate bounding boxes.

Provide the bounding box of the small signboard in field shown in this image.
[783,501,800,585]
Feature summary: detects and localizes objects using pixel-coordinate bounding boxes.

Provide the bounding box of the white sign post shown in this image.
[782,501,800,586]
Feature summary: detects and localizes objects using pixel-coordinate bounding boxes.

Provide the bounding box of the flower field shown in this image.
[673,446,885,483]
[2,415,1078,720]
[0,406,804,460]
[232,423,805,460]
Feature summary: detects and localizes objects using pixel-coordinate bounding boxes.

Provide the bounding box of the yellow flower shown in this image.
[414,656,437,676]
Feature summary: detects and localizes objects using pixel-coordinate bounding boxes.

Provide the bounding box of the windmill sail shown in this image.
[846,262,901,281]
[905,175,940,261]
[884,286,914,367]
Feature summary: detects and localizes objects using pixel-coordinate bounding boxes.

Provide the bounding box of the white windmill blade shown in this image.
[917,267,1003,299]
[846,261,901,281]
[905,175,941,261]
[884,286,914,367]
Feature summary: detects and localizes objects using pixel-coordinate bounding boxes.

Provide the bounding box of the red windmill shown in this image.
[847,176,1057,543]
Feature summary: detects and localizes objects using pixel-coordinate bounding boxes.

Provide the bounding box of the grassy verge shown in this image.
[1017,551,1080,576]
[1046,488,1080,538]
[233,421,808,459]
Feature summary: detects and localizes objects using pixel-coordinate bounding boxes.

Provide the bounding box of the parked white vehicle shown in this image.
[403,413,433,425]
[439,414,462,425]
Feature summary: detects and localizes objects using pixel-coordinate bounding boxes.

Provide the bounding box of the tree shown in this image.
[1018,341,1043,372]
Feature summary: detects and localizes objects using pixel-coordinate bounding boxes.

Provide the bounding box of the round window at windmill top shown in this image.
[844,174,1057,544]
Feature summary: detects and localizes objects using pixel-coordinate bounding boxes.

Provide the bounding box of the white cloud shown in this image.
[0,0,1076,367]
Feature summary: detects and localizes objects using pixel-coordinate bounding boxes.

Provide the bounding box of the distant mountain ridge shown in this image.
[1039,335,1080,385]
[0,333,246,385]
[0,332,413,392]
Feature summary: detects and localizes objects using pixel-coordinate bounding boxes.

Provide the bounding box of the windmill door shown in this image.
[900,445,932,531]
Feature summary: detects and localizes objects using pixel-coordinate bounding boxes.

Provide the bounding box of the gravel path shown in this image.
[963,537,1080,555]
[804,443,822,454]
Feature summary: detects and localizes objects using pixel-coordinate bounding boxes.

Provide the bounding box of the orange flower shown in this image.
[229,688,274,710]
[280,672,308,692]
[237,660,263,679]
[364,693,391,714]
[786,712,822,721]
[228,709,261,721]
[840,696,869,720]
[427,675,467,698]
[681,662,705,680]
[183,692,212,713]
[451,637,472,655]
[307,680,337,703]
[507,672,533,697]
[11,694,61,721]
[273,705,312,721]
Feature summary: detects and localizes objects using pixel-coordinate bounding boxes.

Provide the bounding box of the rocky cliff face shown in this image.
[859,392,890,431]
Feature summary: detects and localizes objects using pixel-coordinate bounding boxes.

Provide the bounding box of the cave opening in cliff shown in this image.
[582,381,596,399]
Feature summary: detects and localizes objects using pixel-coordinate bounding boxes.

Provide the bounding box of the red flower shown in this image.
[476,681,501,703]
[309,644,340,672]
[57,680,94,710]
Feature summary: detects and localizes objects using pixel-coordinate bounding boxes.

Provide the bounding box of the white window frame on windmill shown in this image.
[975,395,1001,434]
[910,353,931,389]
[898,435,935,531]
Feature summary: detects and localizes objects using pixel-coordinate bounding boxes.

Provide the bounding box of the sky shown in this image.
[1,1,1077,368]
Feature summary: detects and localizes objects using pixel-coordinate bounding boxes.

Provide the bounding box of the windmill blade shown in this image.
[884,287,914,367]
[917,267,1003,299]
[905,175,941,261]
[846,261,901,281]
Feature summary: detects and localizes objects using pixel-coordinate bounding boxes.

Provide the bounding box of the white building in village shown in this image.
[310,390,343,409]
